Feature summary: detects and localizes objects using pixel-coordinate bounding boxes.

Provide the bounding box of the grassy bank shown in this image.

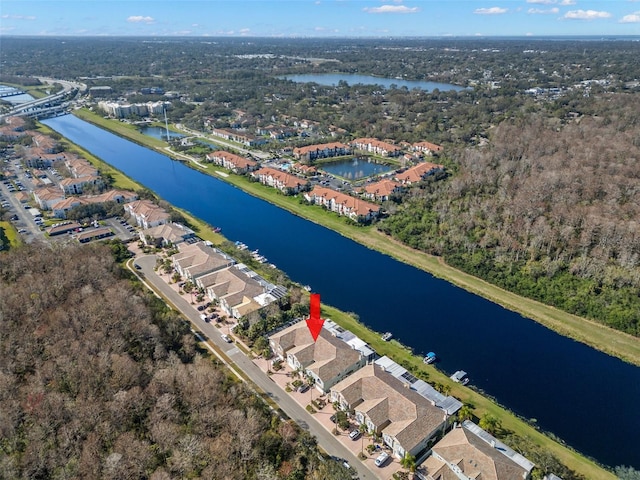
[50,111,618,479]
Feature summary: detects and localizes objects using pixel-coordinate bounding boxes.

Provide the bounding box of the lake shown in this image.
[42,114,640,470]
[279,74,467,92]
[139,125,184,140]
[320,157,394,180]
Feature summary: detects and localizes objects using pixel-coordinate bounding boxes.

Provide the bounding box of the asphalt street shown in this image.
[134,254,381,480]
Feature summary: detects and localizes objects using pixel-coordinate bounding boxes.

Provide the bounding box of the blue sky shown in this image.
[1,1,639,37]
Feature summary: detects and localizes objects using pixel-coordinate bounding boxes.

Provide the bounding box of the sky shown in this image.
[1,0,640,38]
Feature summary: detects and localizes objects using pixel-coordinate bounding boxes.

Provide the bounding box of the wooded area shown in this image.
[381,93,640,336]
[0,243,353,480]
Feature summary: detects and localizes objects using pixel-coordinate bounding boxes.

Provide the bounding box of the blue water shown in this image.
[139,125,184,140]
[279,74,467,92]
[0,85,35,104]
[320,157,394,180]
[43,114,640,470]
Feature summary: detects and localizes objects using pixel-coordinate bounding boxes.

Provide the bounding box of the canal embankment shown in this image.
[73,108,640,368]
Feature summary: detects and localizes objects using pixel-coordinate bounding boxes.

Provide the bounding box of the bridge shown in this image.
[0,88,26,98]
[0,77,86,121]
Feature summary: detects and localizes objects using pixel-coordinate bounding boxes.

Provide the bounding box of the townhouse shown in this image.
[330,363,446,461]
[124,199,170,229]
[139,222,196,247]
[199,264,280,319]
[293,142,351,162]
[173,242,235,281]
[350,138,402,157]
[422,420,534,480]
[65,157,99,179]
[252,167,309,195]
[205,150,258,174]
[269,321,368,394]
[395,162,445,185]
[304,186,381,223]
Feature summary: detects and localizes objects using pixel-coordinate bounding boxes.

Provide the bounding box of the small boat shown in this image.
[212,226,222,233]
[381,332,393,341]
[303,285,312,292]
[235,241,248,250]
[423,352,437,364]
[450,370,469,385]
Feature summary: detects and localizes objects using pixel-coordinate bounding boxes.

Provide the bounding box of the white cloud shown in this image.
[127,15,155,24]
[620,11,640,22]
[527,0,556,4]
[1,14,36,20]
[474,7,508,14]
[528,7,559,14]
[559,0,576,4]
[364,5,419,13]
[564,9,612,19]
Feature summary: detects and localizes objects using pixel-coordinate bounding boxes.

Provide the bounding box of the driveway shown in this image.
[133,254,387,480]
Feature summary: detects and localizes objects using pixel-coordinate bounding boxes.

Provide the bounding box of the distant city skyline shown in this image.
[1,0,640,38]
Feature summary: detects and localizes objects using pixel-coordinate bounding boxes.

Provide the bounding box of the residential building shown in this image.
[33,186,66,210]
[351,138,402,157]
[173,241,235,281]
[76,227,114,243]
[374,356,462,417]
[252,167,309,195]
[85,189,138,205]
[200,264,281,319]
[270,321,367,393]
[124,199,170,229]
[59,175,102,195]
[412,141,443,156]
[65,157,99,179]
[304,186,380,223]
[140,222,196,247]
[330,363,447,460]
[205,150,258,174]
[362,179,401,202]
[422,420,534,480]
[51,197,89,218]
[395,162,444,185]
[210,127,266,147]
[293,142,350,162]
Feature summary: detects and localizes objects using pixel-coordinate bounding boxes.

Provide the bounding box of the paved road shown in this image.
[135,254,381,480]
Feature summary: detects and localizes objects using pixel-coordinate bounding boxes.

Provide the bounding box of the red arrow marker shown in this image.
[306,293,324,342]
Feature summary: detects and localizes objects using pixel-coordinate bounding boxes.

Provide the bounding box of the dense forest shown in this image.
[381,93,640,335]
[0,242,353,480]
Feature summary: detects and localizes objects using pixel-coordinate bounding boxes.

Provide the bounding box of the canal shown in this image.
[43,114,640,470]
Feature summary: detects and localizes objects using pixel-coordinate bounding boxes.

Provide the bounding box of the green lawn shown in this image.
[0,221,21,249]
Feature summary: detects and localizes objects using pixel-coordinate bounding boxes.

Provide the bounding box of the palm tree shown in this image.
[479,413,501,435]
[457,404,473,423]
[359,423,368,457]
[400,452,417,473]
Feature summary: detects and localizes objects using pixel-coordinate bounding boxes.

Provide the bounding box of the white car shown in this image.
[221,334,232,343]
[349,429,361,440]
[374,452,389,467]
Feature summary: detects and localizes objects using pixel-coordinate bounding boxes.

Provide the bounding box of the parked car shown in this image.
[374,452,389,467]
[349,429,361,441]
[134,263,142,270]
[197,305,205,311]
[221,334,232,343]
[298,384,310,393]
